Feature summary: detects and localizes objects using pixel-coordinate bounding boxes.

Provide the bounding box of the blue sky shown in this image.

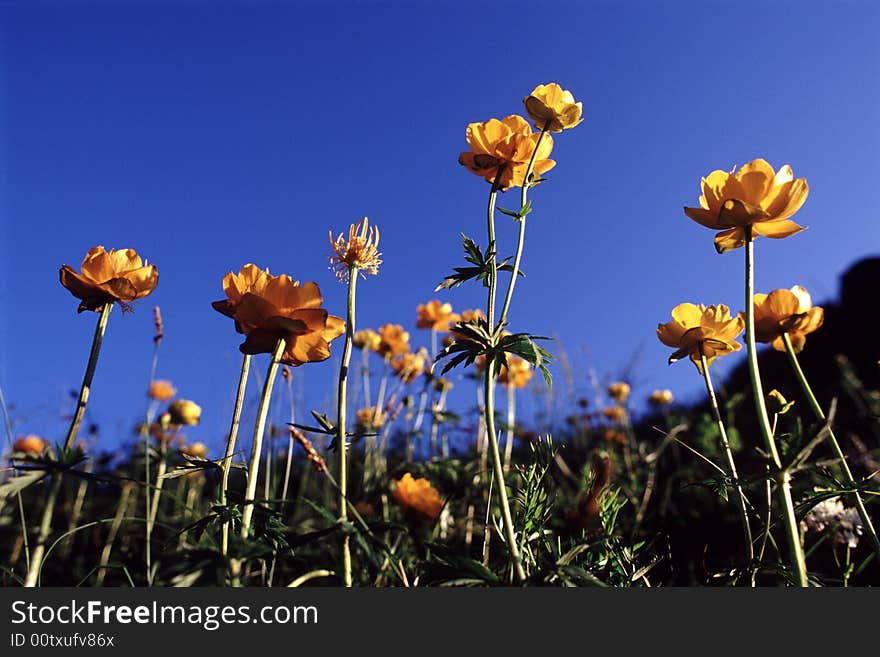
[2,0,879,457]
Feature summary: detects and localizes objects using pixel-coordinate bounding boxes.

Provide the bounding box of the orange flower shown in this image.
[392,473,444,522]
[13,435,47,456]
[149,380,176,402]
[648,389,674,406]
[683,159,809,253]
[391,348,429,384]
[498,356,533,389]
[601,406,627,424]
[657,303,745,373]
[353,329,382,352]
[219,272,345,367]
[377,324,411,358]
[355,407,386,431]
[180,441,208,458]
[524,82,583,132]
[416,299,459,332]
[328,217,382,282]
[458,115,555,191]
[60,246,158,313]
[166,399,202,426]
[752,285,824,352]
[607,382,631,404]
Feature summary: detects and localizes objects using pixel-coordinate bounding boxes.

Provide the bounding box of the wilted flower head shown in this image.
[217,271,345,367]
[416,299,459,332]
[391,348,429,384]
[459,115,555,191]
[13,435,48,456]
[149,380,177,402]
[353,328,382,352]
[767,389,795,415]
[180,441,208,458]
[801,496,863,548]
[648,389,674,406]
[524,82,583,132]
[498,356,533,389]
[377,324,411,358]
[607,381,631,404]
[60,246,158,313]
[657,303,745,373]
[166,399,202,426]
[328,217,382,282]
[684,159,809,253]
[752,285,824,353]
[392,473,444,522]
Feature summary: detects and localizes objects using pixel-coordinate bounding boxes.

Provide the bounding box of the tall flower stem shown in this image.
[336,263,358,588]
[744,231,808,586]
[497,125,547,328]
[24,301,113,588]
[239,339,286,542]
[503,384,516,475]
[220,354,251,563]
[781,332,880,560]
[483,172,527,583]
[700,352,754,568]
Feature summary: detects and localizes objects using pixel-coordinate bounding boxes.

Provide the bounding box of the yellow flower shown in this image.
[607,382,631,404]
[328,217,382,282]
[211,263,273,323]
[752,285,824,352]
[180,441,208,458]
[767,389,795,415]
[392,473,444,522]
[648,389,674,406]
[458,115,555,191]
[377,324,411,358]
[498,356,533,389]
[416,299,459,331]
[13,435,48,456]
[166,399,202,426]
[524,82,583,132]
[60,246,158,313]
[391,348,429,384]
[683,159,809,253]
[657,303,745,373]
[149,380,177,402]
[223,273,345,367]
[353,329,382,352]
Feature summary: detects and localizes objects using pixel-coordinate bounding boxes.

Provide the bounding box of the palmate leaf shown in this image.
[496,332,555,387]
[435,234,524,291]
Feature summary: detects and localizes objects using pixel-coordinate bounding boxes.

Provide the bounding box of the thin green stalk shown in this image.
[744,232,808,586]
[24,302,113,587]
[700,352,754,568]
[497,125,547,328]
[280,371,296,504]
[220,353,251,562]
[337,263,358,588]
[240,339,286,541]
[503,383,516,475]
[782,332,880,561]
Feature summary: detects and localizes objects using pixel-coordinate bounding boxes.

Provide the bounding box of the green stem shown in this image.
[239,339,286,542]
[220,353,251,565]
[700,352,755,568]
[503,383,516,475]
[782,332,880,561]
[744,232,808,586]
[337,263,358,588]
[497,125,547,329]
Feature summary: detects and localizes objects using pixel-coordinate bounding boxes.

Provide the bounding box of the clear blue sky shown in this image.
[2,0,879,457]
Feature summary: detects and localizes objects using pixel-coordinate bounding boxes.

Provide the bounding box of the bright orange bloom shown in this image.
[607,382,631,404]
[377,324,411,358]
[60,246,158,313]
[684,159,809,253]
[498,356,533,389]
[524,82,583,132]
[149,380,177,401]
[353,329,382,352]
[416,299,459,332]
[752,286,824,352]
[657,303,745,373]
[216,270,345,367]
[13,435,47,456]
[392,473,444,522]
[391,348,429,384]
[648,389,674,406]
[328,217,382,282]
[180,441,208,458]
[458,115,555,191]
